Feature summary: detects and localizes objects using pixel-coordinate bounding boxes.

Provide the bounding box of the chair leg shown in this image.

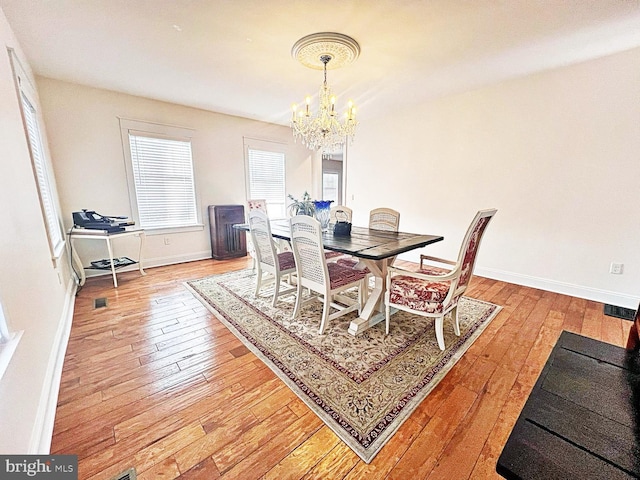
[254,267,262,298]
[435,315,445,351]
[272,274,281,307]
[385,300,390,334]
[292,282,303,319]
[319,294,331,334]
[451,305,460,336]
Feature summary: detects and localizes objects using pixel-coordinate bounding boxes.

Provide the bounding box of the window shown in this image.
[120,119,199,231]
[244,139,286,219]
[322,156,343,205]
[10,49,65,260]
[322,172,339,203]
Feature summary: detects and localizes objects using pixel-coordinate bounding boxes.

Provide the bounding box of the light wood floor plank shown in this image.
[49,257,631,480]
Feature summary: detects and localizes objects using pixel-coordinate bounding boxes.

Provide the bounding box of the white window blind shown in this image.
[247,148,286,219]
[20,92,65,259]
[128,133,198,229]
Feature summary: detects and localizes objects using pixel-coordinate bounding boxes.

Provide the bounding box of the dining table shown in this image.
[236,219,444,335]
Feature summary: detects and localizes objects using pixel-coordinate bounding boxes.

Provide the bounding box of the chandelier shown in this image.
[290,33,360,152]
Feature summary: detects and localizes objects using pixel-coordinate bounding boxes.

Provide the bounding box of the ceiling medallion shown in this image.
[290,33,360,152]
[291,32,361,70]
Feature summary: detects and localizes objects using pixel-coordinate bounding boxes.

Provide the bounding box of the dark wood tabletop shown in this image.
[236,220,443,261]
[497,330,640,480]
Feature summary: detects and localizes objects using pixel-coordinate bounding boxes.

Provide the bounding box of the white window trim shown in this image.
[9,48,65,261]
[243,137,288,220]
[0,302,23,384]
[119,118,203,235]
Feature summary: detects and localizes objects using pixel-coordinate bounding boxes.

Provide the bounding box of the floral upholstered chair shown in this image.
[248,209,296,307]
[246,199,267,270]
[290,215,367,334]
[384,209,497,350]
[247,199,286,269]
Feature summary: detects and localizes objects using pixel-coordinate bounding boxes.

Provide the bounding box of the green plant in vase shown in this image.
[287,191,315,216]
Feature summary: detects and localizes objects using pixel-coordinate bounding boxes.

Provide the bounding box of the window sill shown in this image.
[142,224,205,236]
[0,330,24,382]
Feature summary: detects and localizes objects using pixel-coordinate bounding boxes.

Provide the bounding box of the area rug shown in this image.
[186,269,500,463]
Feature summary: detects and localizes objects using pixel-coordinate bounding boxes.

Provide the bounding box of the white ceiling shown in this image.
[3,0,640,126]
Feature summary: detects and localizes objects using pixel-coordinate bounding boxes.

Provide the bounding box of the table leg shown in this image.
[105,237,118,288]
[70,238,86,286]
[137,231,146,276]
[347,259,387,335]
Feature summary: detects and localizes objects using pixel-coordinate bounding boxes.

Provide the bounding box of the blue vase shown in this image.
[313,200,333,231]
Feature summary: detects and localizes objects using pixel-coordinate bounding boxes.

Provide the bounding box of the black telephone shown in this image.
[72,209,134,232]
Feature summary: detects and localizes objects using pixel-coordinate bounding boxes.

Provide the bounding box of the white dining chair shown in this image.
[248,209,296,306]
[330,205,353,224]
[337,207,401,296]
[369,207,400,231]
[289,215,367,334]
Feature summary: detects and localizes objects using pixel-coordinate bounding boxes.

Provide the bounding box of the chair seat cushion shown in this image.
[388,275,451,313]
[324,250,344,260]
[336,257,370,273]
[277,251,296,271]
[327,262,368,289]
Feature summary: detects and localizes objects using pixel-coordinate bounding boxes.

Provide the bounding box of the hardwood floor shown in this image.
[51,257,633,479]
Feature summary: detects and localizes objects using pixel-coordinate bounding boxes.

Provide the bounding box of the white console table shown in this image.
[69,228,146,288]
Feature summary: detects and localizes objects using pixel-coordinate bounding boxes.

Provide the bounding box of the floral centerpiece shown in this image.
[288,191,333,230]
[287,191,315,216]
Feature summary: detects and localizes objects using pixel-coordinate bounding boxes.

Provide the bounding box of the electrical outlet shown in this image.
[164,237,171,245]
[610,262,624,274]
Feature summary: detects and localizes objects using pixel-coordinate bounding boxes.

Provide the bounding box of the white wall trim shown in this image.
[83,250,214,279]
[475,266,639,309]
[28,277,77,454]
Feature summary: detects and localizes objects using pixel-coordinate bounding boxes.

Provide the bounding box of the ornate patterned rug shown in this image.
[186,269,500,463]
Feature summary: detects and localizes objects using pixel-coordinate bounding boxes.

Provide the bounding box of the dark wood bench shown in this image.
[497,329,640,479]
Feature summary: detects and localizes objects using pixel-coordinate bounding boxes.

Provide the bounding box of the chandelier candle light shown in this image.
[290,33,360,152]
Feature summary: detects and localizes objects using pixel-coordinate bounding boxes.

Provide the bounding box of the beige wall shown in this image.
[36,78,314,270]
[0,8,74,452]
[348,46,640,307]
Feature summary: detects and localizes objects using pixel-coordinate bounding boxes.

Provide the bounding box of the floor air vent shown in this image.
[94,297,108,309]
[110,467,136,480]
[604,304,636,321]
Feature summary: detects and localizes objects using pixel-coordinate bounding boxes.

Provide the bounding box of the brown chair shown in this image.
[385,209,497,350]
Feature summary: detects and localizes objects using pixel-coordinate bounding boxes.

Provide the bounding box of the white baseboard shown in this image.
[84,250,213,278]
[475,266,639,309]
[142,251,213,269]
[29,277,77,454]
